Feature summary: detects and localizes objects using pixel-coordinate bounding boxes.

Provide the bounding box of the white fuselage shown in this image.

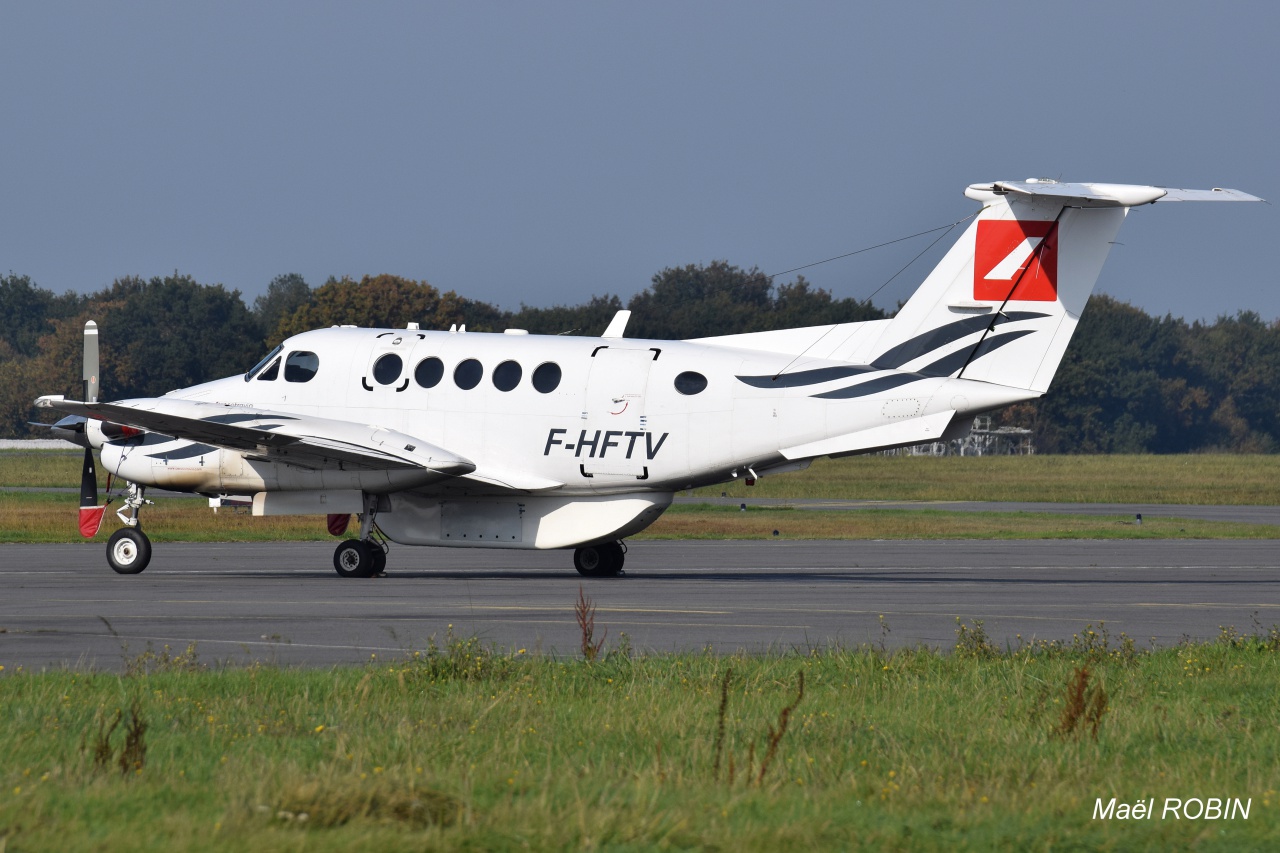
[97,325,1032,549]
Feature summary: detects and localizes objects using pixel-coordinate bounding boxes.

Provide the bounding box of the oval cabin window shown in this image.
[532,362,562,393]
[674,371,708,395]
[454,358,483,390]
[492,360,522,392]
[415,357,444,388]
[373,353,403,385]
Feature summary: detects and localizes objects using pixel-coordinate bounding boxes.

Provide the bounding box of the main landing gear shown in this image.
[333,538,387,578]
[107,483,153,575]
[574,541,625,578]
[332,493,388,578]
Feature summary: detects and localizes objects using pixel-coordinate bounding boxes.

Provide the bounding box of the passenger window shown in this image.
[284,351,319,383]
[492,360,522,392]
[532,362,562,393]
[373,353,403,385]
[454,358,483,390]
[675,371,708,395]
[415,357,444,388]
[257,358,281,381]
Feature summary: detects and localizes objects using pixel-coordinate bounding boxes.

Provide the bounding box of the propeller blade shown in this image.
[78,447,108,538]
[79,447,97,508]
[83,321,99,404]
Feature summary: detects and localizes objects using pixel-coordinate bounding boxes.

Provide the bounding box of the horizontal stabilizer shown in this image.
[975,180,1264,208]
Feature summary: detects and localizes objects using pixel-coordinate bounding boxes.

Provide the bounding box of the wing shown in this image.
[36,395,476,476]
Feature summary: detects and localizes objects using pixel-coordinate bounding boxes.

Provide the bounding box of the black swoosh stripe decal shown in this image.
[146,443,218,460]
[871,311,1048,370]
[736,365,875,388]
[917,329,1038,377]
[811,372,924,400]
[202,413,300,424]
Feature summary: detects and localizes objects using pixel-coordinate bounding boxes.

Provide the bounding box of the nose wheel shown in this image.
[106,483,153,574]
[574,541,625,577]
[107,527,152,574]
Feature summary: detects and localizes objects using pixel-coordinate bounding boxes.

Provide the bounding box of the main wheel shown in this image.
[333,540,376,578]
[574,542,624,577]
[370,547,387,576]
[107,527,152,575]
[573,545,604,576]
[600,542,625,575]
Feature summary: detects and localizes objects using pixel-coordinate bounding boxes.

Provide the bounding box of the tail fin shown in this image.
[865,180,1261,393]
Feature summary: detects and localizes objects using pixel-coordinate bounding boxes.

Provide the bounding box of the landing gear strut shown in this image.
[574,541,625,577]
[107,483,152,574]
[332,494,388,578]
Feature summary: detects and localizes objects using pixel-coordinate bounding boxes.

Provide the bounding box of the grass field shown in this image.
[692,453,1280,504]
[3,492,1279,544]
[2,626,1277,851]
[6,450,1280,504]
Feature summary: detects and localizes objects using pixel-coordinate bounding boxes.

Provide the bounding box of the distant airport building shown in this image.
[886,416,1035,457]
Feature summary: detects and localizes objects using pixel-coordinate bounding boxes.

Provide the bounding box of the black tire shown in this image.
[370,547,387,575]
[574,542,624,577]
[333,540,376,578]
[107,527,152,575]
[574,545,604,576]
[600,542,624,575]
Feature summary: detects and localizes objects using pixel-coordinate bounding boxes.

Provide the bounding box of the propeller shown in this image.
[77,321,111,538]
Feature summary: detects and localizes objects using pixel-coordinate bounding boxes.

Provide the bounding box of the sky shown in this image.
[1,2,1276,322]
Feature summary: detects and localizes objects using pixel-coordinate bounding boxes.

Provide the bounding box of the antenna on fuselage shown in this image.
[601,310,631,339]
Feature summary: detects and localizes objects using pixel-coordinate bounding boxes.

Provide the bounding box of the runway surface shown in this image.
[2,539,1277,670]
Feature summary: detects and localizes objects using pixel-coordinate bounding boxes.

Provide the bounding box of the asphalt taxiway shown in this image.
[1,539,1276,670]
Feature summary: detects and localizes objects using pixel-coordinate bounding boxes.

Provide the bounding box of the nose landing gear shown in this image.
[107,483,153,575]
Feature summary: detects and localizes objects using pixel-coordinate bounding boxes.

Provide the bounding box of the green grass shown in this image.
[693,453,1280,504]
[4,452,1279,544]
[0,449,83,489]
[3,493,1278,544]
[2,627,1278,850]
[7,451,1280,503]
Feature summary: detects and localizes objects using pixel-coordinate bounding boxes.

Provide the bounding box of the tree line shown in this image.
[1,267,1276,453]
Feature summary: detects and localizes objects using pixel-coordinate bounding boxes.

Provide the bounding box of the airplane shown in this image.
[34,179,1261,578]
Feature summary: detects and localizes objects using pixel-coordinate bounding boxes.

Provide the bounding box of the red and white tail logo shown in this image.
[974,219,1058,301]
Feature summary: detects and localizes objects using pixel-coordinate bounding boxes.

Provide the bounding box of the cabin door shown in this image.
[579,347,655,478]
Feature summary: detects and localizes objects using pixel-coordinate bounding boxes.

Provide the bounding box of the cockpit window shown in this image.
[257,358,281,381]
[284,351,319,383]
[245,344,283,381]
